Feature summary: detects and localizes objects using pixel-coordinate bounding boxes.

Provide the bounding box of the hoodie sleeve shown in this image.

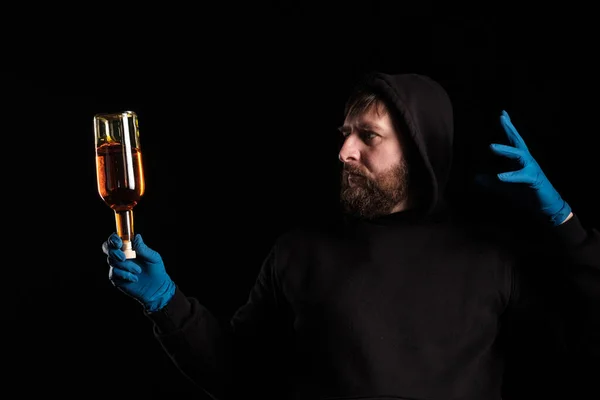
[549,214,600,356]
[499,213,600,397]
[145,244,293,399]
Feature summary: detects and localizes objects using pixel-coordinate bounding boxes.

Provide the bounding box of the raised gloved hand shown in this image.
[475,110,572,226]
[102,233,176,312]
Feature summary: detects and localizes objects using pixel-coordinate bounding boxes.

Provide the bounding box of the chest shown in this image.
[283,237,509,343]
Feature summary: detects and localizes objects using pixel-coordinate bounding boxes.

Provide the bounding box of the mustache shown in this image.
[343,164,367,177]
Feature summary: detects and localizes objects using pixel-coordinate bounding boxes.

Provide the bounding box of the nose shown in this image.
[338,135,360,163]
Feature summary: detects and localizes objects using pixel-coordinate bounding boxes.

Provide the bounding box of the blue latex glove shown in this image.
[476,110,572,226]
[102,233,176,312]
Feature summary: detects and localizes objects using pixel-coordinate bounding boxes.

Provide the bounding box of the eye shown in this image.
[360,131,378,142]
[338,128,379,143]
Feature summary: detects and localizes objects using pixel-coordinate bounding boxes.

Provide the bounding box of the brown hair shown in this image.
[344,91,386,120]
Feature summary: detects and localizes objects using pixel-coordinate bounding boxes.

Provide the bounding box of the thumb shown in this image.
[132,234,163,264]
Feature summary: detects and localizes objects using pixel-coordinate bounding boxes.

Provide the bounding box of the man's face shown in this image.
[338,103,410,219]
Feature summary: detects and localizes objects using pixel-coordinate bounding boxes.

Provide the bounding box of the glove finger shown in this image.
[108,233,122,248]
[108,258,143,274]
[103,244,127,262]
[497,170,536,185]
[109,266,139,283]
[102,233,123,256]
[489,143,526,165]
[500,111,529,151]
[132,234,162,264]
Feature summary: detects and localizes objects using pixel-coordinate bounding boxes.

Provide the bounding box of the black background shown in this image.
[5,5,599,397]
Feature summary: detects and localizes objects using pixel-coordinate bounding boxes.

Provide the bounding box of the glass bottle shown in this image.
[94,111,145,259]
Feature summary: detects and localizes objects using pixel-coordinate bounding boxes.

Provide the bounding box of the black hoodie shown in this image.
[147,73,600,400]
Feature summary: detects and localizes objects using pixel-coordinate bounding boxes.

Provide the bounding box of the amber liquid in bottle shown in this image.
[96,142,145,210]
[96,142,145,256]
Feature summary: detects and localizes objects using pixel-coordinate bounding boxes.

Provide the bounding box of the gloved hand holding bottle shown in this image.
[102,233,176,312]
[476,110,572,226]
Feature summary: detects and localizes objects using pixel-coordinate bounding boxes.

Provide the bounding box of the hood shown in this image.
[358,71,454,217]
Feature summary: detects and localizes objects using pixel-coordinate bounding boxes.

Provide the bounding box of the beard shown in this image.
[339,160,410,220]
